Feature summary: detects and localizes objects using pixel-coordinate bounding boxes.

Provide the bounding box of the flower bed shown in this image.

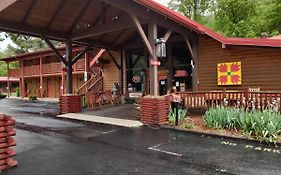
[168,106,281,143]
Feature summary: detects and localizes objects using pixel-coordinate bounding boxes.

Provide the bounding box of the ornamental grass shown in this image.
[203,106,281,142]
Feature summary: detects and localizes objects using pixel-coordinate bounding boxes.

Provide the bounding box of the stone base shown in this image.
[140,96,170,126]
[59,94,82,114]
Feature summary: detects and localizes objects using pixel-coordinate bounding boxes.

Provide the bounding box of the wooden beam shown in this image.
[71,45,91,64]
[47,0,66,29]
[106,49,121,70]
[131,54,142,68]
[21,0,36,24]
[91,4,110,27]
[0,19,67,40]
[0,0,17,12]
[69,0,92,32]
[72,16,137,40]
[90,49,105,67]
[102,0,196,39]
[6,62,10,97]
[130,15,153,57]
[78,38,118,50]
[163,29,172,42]
[148,22,158,96]
[184,37,195,61]
[102,2,106,24]
[65,40,73,94]
[111,29,126,45]
[41,35,68,65]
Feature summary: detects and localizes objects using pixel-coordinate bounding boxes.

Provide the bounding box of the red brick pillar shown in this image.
[0,113,17,171]
[59,94,82,114]
[140,96,170,125]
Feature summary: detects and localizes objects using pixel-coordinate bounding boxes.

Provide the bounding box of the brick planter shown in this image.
[0,113,17,172]
[140,96,170,125]
[59,94,82,114]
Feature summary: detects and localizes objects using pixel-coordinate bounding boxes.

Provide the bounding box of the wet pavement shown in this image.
[0,98,280,175]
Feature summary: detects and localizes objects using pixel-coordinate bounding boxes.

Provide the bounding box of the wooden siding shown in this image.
[103,57,119,91]
[198,36,281,91]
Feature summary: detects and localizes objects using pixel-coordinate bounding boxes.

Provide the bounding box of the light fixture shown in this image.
[155,38,166,58]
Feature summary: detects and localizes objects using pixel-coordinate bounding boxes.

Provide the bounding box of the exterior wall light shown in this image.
[155,38,166,58]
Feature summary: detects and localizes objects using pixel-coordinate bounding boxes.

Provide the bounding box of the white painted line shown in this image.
[148,144,182,157]
[100,129,117,134]
[57,113,143,128]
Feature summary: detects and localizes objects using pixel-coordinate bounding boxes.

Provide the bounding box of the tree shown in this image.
[168,0,215,23]
[268,0,281,34]
[214,0,259,37]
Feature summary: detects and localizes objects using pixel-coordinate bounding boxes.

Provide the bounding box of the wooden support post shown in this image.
[20,60,25,97]
[166,44,173,92]
[6,62,10,97]
[39,57,43,98]
[61,67,65,95]
[85,52,89,73]
[119,49,124,95]
[148,23,158,96]
[192,39,198,92]
[65,40,73,94]
[185,38,198,92]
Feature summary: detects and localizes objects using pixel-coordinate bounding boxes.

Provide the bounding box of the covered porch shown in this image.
[0,0,200,98]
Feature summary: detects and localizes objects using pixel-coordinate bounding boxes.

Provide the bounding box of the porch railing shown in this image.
[8,60,86,77]
[180,90,281,111]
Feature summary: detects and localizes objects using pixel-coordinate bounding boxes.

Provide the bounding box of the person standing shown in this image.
[169,89,182,126]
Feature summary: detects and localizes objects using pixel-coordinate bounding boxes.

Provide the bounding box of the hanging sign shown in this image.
[217,62,242,85]
[150,60,161,66]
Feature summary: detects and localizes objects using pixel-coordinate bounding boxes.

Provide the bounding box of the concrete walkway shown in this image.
[57,113,143,128]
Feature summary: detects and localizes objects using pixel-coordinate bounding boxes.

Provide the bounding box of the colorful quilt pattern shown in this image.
[217,62,242,85]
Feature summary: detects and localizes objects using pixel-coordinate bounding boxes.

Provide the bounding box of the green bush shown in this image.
[0,94,7,99]
[29,96,37,101]
[16,87,20,97]
[169,108,187,124]
[203,106,281,142]
[124,97,139,104]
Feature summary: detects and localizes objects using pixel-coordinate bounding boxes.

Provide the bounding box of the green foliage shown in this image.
[170,0,281,38]
[168,0,216,22]
[204,107,281,142]
[28,96,37,101]
[0,94,7,99]
[215,0,258,37]
[169,108,187,124]
[185,122,195,129]
[16,87,20,97]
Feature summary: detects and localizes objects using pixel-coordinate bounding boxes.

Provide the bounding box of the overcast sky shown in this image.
[0,0,170,51]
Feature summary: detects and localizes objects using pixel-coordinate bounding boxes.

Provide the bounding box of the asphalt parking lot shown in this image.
[0,98,280,175]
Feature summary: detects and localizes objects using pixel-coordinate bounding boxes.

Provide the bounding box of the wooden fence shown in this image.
[180,90,281,111]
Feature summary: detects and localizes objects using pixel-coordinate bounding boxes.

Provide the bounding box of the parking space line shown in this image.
[148,143,182,157]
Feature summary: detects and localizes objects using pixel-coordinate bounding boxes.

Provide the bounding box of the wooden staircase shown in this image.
[78,67,103,95]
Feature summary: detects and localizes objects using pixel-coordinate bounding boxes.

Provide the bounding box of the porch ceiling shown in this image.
[0,0,197,49]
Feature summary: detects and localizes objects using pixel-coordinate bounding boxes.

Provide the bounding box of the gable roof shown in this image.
[136,0,281,48]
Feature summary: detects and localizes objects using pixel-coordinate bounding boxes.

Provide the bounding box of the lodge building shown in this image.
[0,0,281,100]
[1,46,120,98]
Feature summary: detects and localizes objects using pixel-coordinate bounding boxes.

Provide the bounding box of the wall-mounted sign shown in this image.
[150,60,161,66]
[217,62,242,85]
[132,76,141,83]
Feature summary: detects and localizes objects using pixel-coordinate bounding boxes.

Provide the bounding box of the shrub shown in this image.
[16,87,20,97]
[203,106,281,142]
[0,94,7,99]
[185,123,195,129]
[29,96,37,101]
[169,108,187,124]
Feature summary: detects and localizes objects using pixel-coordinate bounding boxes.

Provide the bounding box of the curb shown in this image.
[160,125,281,147]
